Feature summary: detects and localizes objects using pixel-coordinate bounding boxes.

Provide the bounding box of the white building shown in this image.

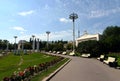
[18,40,26,50]
[76,31,101,46]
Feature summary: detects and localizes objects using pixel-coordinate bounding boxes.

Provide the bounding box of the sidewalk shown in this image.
[49,55,120,81]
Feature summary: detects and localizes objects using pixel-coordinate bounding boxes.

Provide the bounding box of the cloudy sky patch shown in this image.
[18,10,35,16]
[0,0,120,43]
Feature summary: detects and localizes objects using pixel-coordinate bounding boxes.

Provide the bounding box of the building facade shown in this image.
[76,32,101,46]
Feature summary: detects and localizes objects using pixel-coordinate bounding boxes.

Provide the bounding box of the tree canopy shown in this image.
[102,26,120,52]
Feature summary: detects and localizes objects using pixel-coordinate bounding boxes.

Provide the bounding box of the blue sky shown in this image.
[0,0,120,43]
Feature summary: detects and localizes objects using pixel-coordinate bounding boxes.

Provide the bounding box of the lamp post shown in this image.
[37,38,39,52]
[69,13,78,54]
[32,35,35,52]
[6,41,9,52]
[46,31,50,49]
[22,40,24,51]
[14,36,17,54]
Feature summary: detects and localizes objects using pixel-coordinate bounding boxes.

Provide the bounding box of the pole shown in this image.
[32,35,35,52]
[69,13,78,54]
[37,38,39,52]
[73,20,75,53]
[47,34,49,48]
[14,36,17,55]
[46,31,50,49]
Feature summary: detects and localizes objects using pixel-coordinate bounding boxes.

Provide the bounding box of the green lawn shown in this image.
[0,52,62,80]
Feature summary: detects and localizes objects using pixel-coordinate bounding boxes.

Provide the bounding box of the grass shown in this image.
[0,52,61,80]
[31,58,69,81]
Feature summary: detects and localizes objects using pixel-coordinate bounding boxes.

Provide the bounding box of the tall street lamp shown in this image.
[32,35,35,52]
[69,13,78,54]
[46,31,50,49]
[14,36,17,54]
[22,40,24,51]
[6,40,9,52]
[37,38,39,52]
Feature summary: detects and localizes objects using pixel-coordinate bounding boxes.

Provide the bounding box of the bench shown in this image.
[57,51,61,54]
[103,57,116,64]
[97,55,105,61]
[62,52,66,55]
[81,53,91,58]
[53,51,56,54]
[0,54,3,57]
[69,51,75,56]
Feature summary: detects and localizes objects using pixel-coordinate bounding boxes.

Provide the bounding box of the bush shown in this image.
[76,40,102,57]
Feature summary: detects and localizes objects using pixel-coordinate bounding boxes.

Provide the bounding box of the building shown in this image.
[18,40,26,50]
[76,31,101,46]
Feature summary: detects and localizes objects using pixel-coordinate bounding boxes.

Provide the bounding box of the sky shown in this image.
[0,0,120,43]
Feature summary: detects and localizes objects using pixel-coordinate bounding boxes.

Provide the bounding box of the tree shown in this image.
[66,43,72,50]
[24,42,32,49]
[76,40,102,57]
[102,26,120,52]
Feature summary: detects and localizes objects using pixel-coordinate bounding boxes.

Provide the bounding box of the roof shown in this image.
[76,33,100,41]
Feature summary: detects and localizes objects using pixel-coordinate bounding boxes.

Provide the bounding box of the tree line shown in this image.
[0,38,71,52]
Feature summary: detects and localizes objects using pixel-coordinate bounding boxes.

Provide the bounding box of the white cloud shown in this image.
[18,10,35,16]
[59,18,71,23]
[12,26,27,31]
[89,10,108,18]
[89,7,120,18]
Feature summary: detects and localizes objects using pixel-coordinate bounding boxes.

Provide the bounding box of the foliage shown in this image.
[66,43,73,50]
[76,40,101,57]
[45,40,68,52]
[102,26,120,52]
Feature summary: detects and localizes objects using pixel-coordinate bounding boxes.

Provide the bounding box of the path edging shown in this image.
[42,58,71,81]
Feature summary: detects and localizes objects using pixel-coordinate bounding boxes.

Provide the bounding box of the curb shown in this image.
[42,58,71,81]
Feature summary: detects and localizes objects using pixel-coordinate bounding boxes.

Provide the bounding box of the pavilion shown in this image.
[76,31,101,46]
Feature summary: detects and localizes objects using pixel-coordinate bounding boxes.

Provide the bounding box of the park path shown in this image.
[50,55,120,81]
[18,56,23,66]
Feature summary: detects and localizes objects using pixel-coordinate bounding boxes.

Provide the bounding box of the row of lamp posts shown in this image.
[13,12,78,54]
[13,32,50,53]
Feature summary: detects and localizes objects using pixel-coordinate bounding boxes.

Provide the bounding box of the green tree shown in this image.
[102,26,120,52]
[77,40,101,57]
[66,43,72,50]
[24,42,32,49]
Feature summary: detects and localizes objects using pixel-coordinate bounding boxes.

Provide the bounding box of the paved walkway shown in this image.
[50,55,120,81]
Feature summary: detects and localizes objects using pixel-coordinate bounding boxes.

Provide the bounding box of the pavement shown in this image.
[43,53,120,81]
